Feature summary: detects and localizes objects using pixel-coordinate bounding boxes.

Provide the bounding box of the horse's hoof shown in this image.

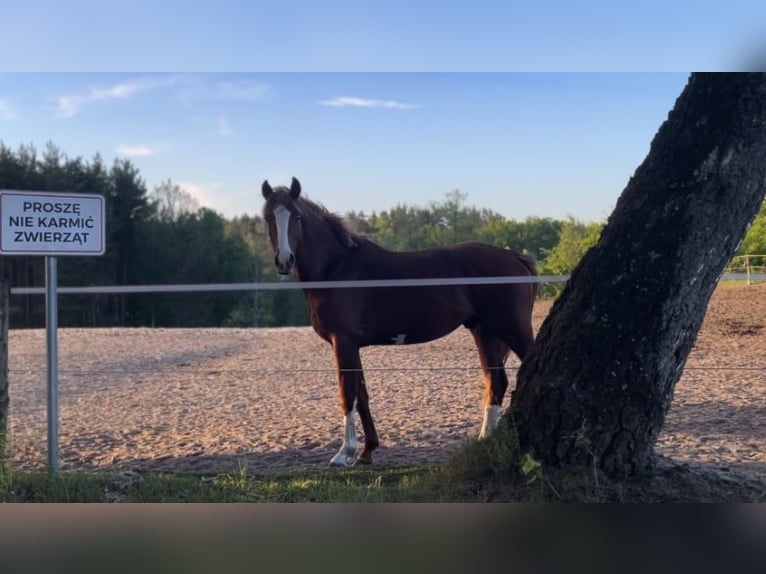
[354,456,373,466]
[329,453,354,467]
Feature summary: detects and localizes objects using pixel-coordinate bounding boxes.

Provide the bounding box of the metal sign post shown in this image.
[0,190,104,475]
[45,256,59,472]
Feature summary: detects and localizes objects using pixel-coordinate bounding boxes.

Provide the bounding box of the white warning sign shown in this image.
[0,190,105,255]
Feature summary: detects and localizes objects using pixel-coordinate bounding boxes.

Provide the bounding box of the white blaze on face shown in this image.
[274,204,293,265]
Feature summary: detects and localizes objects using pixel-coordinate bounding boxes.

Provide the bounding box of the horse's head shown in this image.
[262,177,303,275]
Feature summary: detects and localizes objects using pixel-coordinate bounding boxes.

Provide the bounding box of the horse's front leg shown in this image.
[329,398,358,467]
[329,336,379,466]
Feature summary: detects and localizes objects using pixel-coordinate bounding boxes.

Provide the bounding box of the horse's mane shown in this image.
[263,188,368,249]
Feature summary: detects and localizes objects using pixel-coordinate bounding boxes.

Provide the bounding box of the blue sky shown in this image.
[1,1,762,222]
[1,1,763,72]
[1,73,689,222]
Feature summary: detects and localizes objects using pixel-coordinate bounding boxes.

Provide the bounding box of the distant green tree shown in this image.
[107,158,153,325]
[137,206,254,326]
[737,200,766,254]
[478,216,563,258]
[370,204,422,250]
[438,189,469,244]
[55,153,116,326]
[152,179,200,222]
[344,210,374,236]
[0,143,42,189]
[541,218,603,276]
[224,215,265,326]
[351,191,502,251]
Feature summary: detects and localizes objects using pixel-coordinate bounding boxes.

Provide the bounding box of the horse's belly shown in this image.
[366,326,458,346]
[362,288,467,345]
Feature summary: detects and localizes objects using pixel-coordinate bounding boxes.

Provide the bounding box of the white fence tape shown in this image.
[8,272,763,296]
[11,275,569,295]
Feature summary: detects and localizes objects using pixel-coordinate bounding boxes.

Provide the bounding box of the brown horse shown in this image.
[261,177,537,466]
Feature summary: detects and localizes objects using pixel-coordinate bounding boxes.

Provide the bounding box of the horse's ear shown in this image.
[261,180,273,199]
[289,177,302,199]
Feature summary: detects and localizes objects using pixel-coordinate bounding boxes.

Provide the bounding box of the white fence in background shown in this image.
[726,255,766,285]
[8,270,764,297]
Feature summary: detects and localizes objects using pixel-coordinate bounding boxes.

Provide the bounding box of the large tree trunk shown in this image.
[511,73,766,478]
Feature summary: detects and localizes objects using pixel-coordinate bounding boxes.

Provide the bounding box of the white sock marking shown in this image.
[479,405,503,439]
[330,399,358,466]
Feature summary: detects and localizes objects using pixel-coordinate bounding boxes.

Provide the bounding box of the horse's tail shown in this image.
[518,252,538,300]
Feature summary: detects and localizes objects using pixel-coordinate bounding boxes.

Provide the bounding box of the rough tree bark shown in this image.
[511,73,766,478]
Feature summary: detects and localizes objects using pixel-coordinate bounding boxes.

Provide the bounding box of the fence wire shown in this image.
[8,272,765,296]
[9,364,766,376]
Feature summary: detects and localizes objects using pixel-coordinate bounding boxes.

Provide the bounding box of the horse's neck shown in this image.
[295,217,348,281]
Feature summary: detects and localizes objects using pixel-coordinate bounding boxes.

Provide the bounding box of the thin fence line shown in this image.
[8,365,766,375]
[9,275,568,295]
[8,272,765,296]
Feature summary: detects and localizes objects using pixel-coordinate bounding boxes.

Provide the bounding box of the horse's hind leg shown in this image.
[498,292,535,362]
[470,325,511,439]
[498,321,534,363]
[355,378,380,465]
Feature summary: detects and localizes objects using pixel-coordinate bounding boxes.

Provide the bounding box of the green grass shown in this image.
[4,452,758,503]
[0,423,564,502]
[0,465,462,503]
[2,457,543,503]
[10,421,747,502]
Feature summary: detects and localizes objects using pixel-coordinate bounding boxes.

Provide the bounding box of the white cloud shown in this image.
[214,82,271,101]
[177,181,224,209]
[173,181,258,218]
[51,75,273,118]
[318,96,420,109]
[53,76,179,118]
[0,98,17,120]
[175,78,273,105]
[115,144,164,157]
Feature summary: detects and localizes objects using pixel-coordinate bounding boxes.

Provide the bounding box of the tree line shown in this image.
[1,142,764,329]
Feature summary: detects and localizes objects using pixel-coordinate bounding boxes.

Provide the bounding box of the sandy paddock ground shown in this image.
[7,286,765,483]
